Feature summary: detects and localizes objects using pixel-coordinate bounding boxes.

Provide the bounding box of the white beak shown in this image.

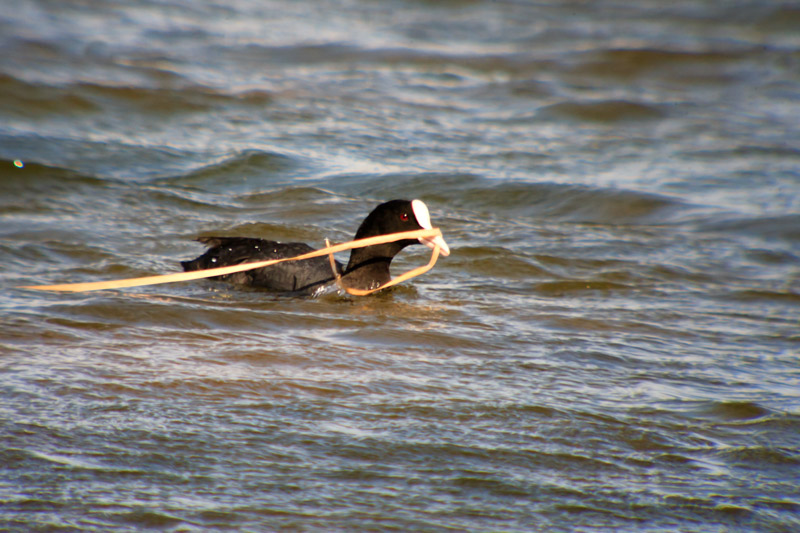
[420,234,450,256]
[411,199,450,256]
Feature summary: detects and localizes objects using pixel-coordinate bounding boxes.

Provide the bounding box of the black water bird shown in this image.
[181,199,450,295]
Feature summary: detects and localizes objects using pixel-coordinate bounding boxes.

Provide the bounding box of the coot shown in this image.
[181,199,450,294]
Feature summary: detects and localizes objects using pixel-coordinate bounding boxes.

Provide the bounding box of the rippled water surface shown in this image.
[2,0,800,531]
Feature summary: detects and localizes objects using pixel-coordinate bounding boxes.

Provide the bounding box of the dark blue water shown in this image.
[2,1,799,531]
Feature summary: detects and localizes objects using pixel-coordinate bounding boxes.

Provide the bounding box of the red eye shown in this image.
[400,212,409,222]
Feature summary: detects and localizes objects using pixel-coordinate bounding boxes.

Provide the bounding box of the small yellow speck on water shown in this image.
[13,160,24,168]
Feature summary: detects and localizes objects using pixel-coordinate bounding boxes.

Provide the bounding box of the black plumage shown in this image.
[181,199,450,295]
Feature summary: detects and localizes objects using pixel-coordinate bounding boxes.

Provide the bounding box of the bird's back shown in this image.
[181,237,341,294]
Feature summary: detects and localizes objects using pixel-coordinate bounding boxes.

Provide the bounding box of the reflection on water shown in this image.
[2,0,799,531]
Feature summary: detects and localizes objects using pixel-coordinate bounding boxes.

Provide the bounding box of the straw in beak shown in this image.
[412,199,450,256]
